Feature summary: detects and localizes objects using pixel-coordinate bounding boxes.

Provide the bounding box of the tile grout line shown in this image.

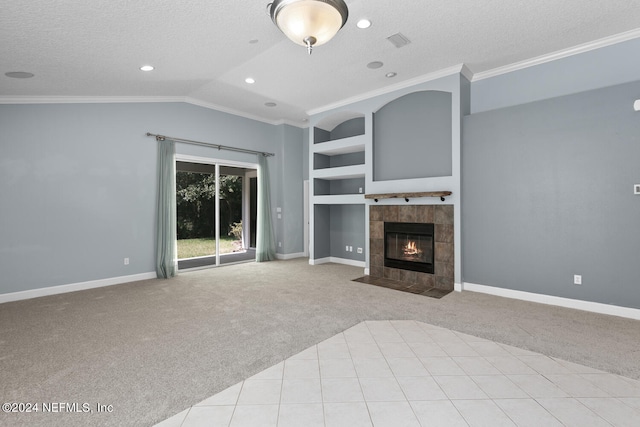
[532,396,612,426]
[275,360,285,427]
[388,320,430,426]
[316,343,327,427]
[227,380,245,427]
[360,321,388,426]
[391,320,470,427]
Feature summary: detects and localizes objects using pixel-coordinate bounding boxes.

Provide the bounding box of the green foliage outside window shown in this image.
[176,172,243,240]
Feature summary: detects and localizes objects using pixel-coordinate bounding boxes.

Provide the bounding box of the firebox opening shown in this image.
[384,222,434,274]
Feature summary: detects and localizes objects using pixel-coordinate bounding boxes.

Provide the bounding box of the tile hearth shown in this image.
[155,321,640,427]
[352,276,452,298]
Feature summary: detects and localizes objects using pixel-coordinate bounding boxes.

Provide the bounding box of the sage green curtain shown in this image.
[256,155,276,262]
[156,138,177,278]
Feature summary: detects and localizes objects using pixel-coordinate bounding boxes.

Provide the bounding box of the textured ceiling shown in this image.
[1,0,640,127]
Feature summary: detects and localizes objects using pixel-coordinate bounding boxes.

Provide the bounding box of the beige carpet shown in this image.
[1,258,638,426]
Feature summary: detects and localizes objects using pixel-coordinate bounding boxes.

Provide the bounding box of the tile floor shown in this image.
[155,321,640,427]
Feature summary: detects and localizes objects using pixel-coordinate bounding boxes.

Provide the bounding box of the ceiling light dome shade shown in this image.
[269,0,348,53]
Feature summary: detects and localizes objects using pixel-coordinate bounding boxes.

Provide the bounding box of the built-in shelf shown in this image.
[365,191,452,202]
[311,116,367,266]
[313,164,365,180]
[312,134,366,156]
[312,194,366,205]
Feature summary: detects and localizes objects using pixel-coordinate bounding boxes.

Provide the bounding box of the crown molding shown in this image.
[307,64,467,116]
[0,95,184,104]
[459,64,474,82]
[473,27,640,82]
[0,95,299,127]
[182,97,281,126]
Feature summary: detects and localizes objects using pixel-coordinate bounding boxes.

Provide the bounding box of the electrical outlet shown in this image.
[278,242,282,248]
[349,246,353,252]
[357,247,363,254]
[277,213,282,219]
[359,187,363,193]
[277,207,282,212]
[574,274,582,285]
[345,245,349,251]
[124,258,129,265]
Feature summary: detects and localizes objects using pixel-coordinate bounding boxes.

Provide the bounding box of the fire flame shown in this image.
[403,240,422,256]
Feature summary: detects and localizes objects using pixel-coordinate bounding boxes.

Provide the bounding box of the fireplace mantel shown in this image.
[365,191,452,202]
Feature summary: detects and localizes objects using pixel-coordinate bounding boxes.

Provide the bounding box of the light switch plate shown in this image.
[635,184,640,195]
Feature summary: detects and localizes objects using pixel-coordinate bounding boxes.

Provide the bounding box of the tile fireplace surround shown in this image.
[369,204,454,291]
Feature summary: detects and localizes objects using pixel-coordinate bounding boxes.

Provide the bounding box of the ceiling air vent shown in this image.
[386,33,411,48]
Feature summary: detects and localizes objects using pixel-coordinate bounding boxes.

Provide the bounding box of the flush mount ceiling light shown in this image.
[140,65,154,71]
[268,0,348,54]
[245,77,256,84]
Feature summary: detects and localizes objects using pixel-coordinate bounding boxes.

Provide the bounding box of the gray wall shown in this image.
[0,102,297,294]
[330,152,365,168]
[373,91,452,181]
[329,204,365,262]
[462,79,640,309]
[313,117,365,144]
[313,178,365,196]
[276,124,305,255]
[331,117,365,140]
[313,205,330,259]
[312,204,365,261]
[471,37,640,114]
[330,178,365,196]
[302,129,309,181]
[314,152,365,170]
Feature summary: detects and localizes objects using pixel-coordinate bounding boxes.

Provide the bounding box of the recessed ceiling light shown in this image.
[5,71,34,79]
[245,77,255,84]
[367,61,383,69]
[140,65,154,71]
[265,102,277,107]
[356,19,371,29]
[385,72,397,78]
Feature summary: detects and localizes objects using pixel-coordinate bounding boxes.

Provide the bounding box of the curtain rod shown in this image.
[146,133,275,157]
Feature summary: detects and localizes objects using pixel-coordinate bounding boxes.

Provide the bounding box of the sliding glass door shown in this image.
[176,159,257,270]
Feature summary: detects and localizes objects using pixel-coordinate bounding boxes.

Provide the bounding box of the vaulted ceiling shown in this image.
[2,1,640,127]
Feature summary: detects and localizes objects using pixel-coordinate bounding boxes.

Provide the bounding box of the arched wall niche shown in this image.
[314,111,365,143]
[373,90,452,181]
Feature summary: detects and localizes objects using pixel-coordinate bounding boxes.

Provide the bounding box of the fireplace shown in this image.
[384,222,434,274]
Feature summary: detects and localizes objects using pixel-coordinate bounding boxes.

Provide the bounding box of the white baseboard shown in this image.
[0,272,157,304]
[364,268,370,275]
[463,282,640,321]
[328,257,366,268]
[276,252,306,260]
[454,282,462,292]
[310,257,366,268]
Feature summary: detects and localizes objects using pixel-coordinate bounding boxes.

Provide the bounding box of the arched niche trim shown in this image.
[315,111,365,143]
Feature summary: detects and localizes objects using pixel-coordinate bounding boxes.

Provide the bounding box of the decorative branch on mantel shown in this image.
[365,191,452,202]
